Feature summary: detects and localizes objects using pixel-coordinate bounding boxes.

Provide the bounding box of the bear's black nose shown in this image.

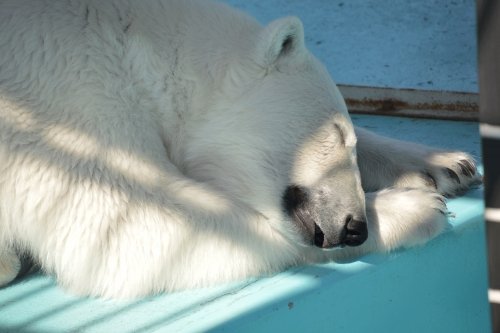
[341,215,368,247]
[283,185,368,249]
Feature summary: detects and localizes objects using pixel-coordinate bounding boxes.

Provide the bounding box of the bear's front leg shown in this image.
[354,126,482,197]
[330,188,449,262]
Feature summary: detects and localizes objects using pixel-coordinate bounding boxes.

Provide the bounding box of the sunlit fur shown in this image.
[0,0,481,298]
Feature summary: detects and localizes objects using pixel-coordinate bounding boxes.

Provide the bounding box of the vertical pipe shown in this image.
[478,0,500,331]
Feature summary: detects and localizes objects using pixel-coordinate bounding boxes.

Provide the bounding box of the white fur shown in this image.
[0,0,480,298]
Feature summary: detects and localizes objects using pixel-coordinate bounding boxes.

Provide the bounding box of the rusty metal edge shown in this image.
[338,84,479,121]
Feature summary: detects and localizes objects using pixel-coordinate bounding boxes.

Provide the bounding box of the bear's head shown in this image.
[185,17,368,250]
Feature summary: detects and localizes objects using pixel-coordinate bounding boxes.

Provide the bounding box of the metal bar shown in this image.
[478,0,500,331]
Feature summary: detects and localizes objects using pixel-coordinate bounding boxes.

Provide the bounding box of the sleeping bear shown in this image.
[0,0,481,298]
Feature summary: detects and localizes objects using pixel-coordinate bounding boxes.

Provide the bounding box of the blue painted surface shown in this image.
[0,115,490,333]
[223,0,478,92]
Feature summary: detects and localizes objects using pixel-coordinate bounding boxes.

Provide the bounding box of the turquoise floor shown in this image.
[0,115,490,333]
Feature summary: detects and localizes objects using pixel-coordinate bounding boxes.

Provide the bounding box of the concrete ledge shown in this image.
[339,85,479,121]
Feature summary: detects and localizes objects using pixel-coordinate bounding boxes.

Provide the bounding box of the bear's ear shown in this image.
[256,17,305,68]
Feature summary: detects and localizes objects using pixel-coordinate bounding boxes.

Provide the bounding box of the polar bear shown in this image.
[0,0,481,298]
